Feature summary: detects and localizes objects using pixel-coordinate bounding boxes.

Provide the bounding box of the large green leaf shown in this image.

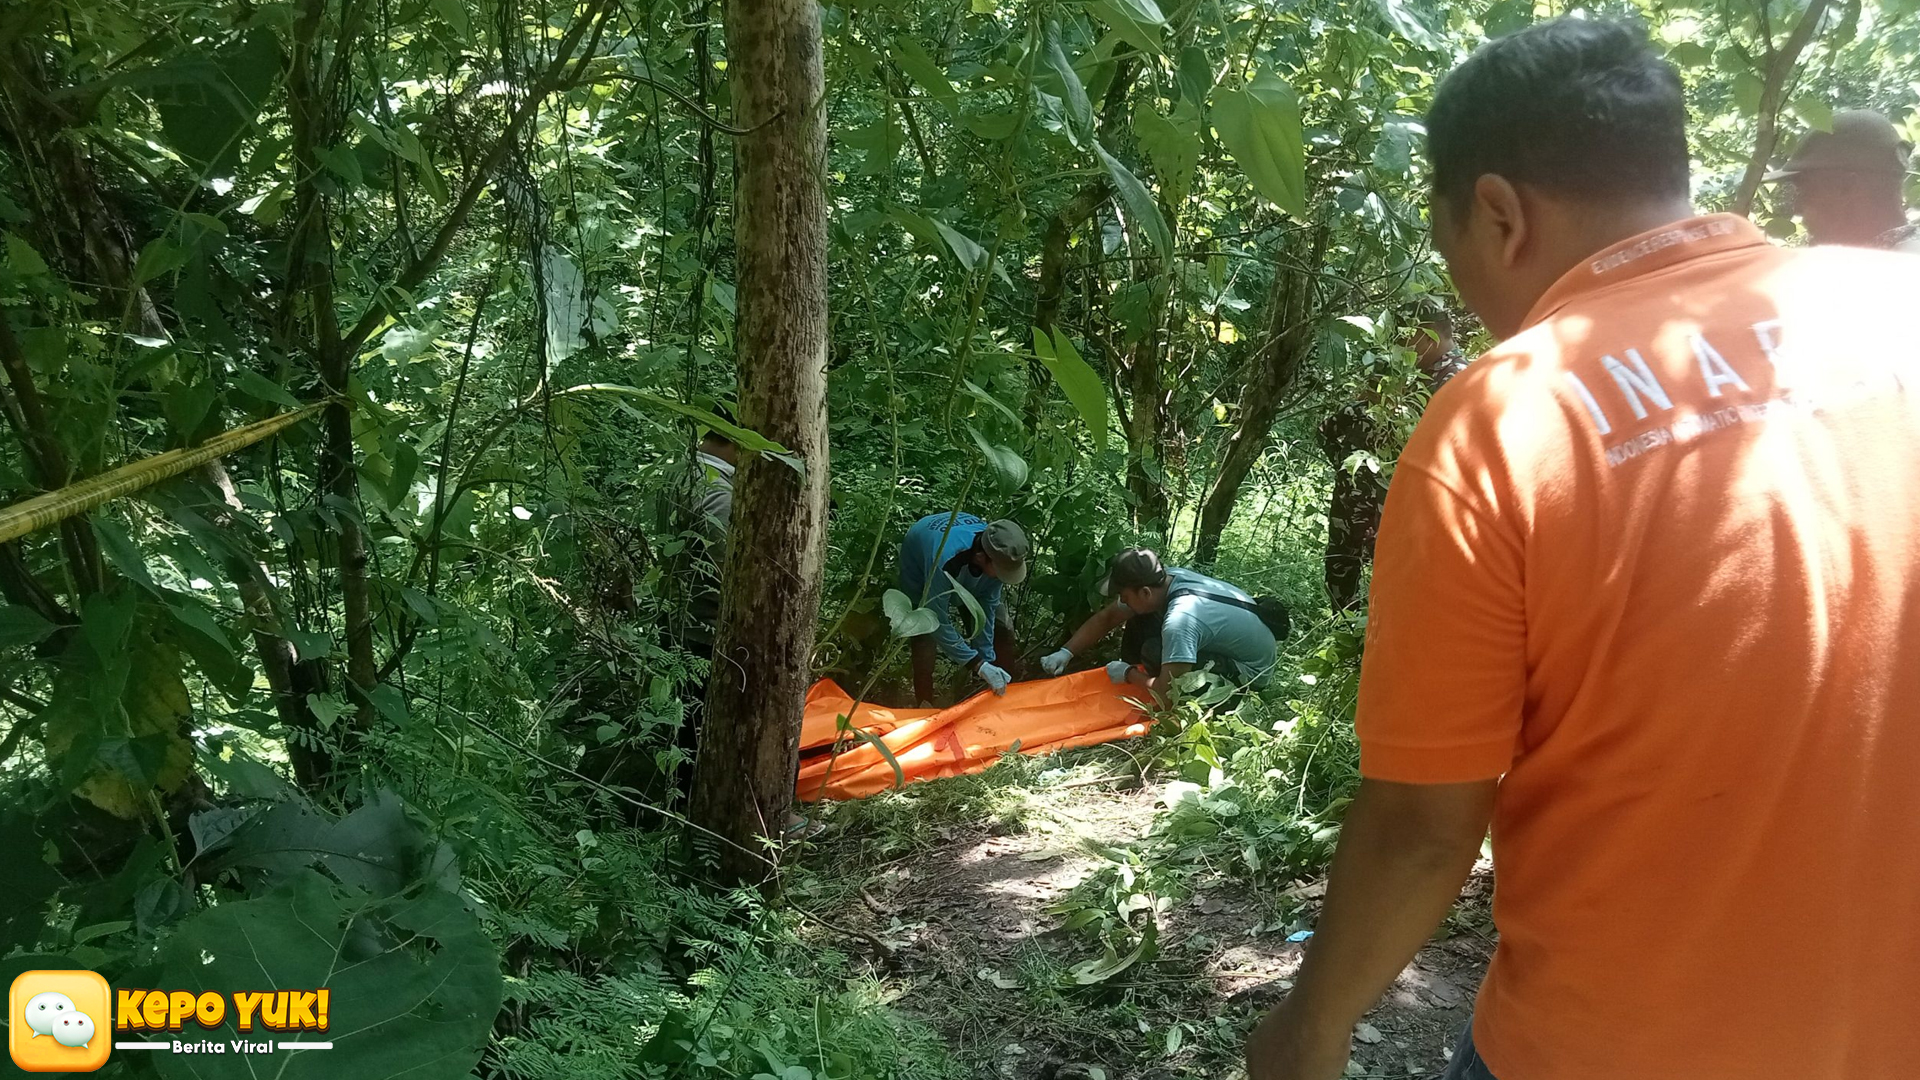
[968,425,1030,493]
[0,604,55,650]
[152,871,500,1080]
[882,588,939,638]
[147,31,282,172]
[891,37,958,114]
[1132,105,1201,197]
[1085,0,1165,53]
[932,219,989,270]
[1044,25,1094,147]
[550,384,801,474]
[1095,142,1173,260]
[943,571,988,636]
[1373,0,1442,48]
[1213,75,1306,218]
[1176,45,1213,107]
[1034,328,1109,452]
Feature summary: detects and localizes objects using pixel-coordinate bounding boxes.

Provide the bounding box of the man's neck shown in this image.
[1567,197,1698,263]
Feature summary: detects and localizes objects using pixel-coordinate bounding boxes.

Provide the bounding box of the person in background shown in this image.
[898,512,1029,705]
[1766,108,1918,253]
[1319,306,1469,611]
[1038,547,1277,699]
[1249,18,1920,1080]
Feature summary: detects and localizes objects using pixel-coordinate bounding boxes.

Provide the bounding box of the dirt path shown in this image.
[823,775,1493,1080]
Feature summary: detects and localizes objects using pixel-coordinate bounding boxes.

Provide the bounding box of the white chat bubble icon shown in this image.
[51,1011,96,1049]
[24,991,75,1037]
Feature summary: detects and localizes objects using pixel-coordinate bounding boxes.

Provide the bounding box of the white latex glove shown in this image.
[978,662,1012,695]
[1106,659,1133,684]
[1039,647,1073,676]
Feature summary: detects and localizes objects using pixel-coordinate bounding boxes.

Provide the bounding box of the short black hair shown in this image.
[1427,18,1689,216]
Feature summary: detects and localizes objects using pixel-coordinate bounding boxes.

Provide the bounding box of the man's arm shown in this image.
[1062,601,1130,656]
[1126,660,1191,704]
[1246,778,1496,1080]
[924,587,982,667]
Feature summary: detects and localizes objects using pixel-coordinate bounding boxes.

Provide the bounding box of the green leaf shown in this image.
[306,692,351,728]
[368,684,409,724]
[148,32,280,172]
[0,605,55,650]
[550,384,801,474]
[1085,0,1164,53]
[1372,119,1420,176]
[165,600,251,699]
[1095,142,1173,260]
[318,143,365,188]
[284,627,333,663]
[1105,0,1165,26]
[1373,0,1441,48]
[5,233,49,277]
[932,219,989,270]
[152,871,500,1080]
[1036,328,1109,452]
[1666,41,1712,67]
[850,728,908,790]
[892,37,958,114]
[232,368,303,408]
[943,571,988,637]
[1731,71,1764,116]
[133,236,191,285]
[1068,922,1158,983]
[1794,97,1834,132]
[882,588,940,638]
[1482,0,1534,37]
[1044,25,1093,147]
[1176,46,1213,108]
[1213,74,1306,218]
[963,378,1023,426]
[1132,106,1201,195]
[968,424,1029,492]
[961,111,1022,140]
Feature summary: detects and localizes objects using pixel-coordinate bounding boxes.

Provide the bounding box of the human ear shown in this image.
[1472,174,1529,268]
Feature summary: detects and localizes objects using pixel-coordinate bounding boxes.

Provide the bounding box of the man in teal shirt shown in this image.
[899,512,1032,704]
[1040,547,1278,698]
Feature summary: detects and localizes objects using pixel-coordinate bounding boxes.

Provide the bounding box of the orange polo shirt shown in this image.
[1360,215,1920,1079]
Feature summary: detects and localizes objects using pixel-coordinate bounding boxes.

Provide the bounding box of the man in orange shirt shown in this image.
[1248,18,1920,1080]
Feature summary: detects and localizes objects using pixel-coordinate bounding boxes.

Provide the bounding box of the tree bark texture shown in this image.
[1193,225,1329,566]
[690,0,831,887]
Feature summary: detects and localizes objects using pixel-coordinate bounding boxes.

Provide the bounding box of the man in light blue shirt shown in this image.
[1039,547,1281,698]
[898,512,1032,704]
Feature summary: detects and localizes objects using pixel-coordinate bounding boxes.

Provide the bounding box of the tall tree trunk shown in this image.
[689,0,831,887]
[1193,226,1329,566]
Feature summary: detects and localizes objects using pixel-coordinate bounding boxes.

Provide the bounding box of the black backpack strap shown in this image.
[1166,586,1261,617]
[1166,586,1289,637]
